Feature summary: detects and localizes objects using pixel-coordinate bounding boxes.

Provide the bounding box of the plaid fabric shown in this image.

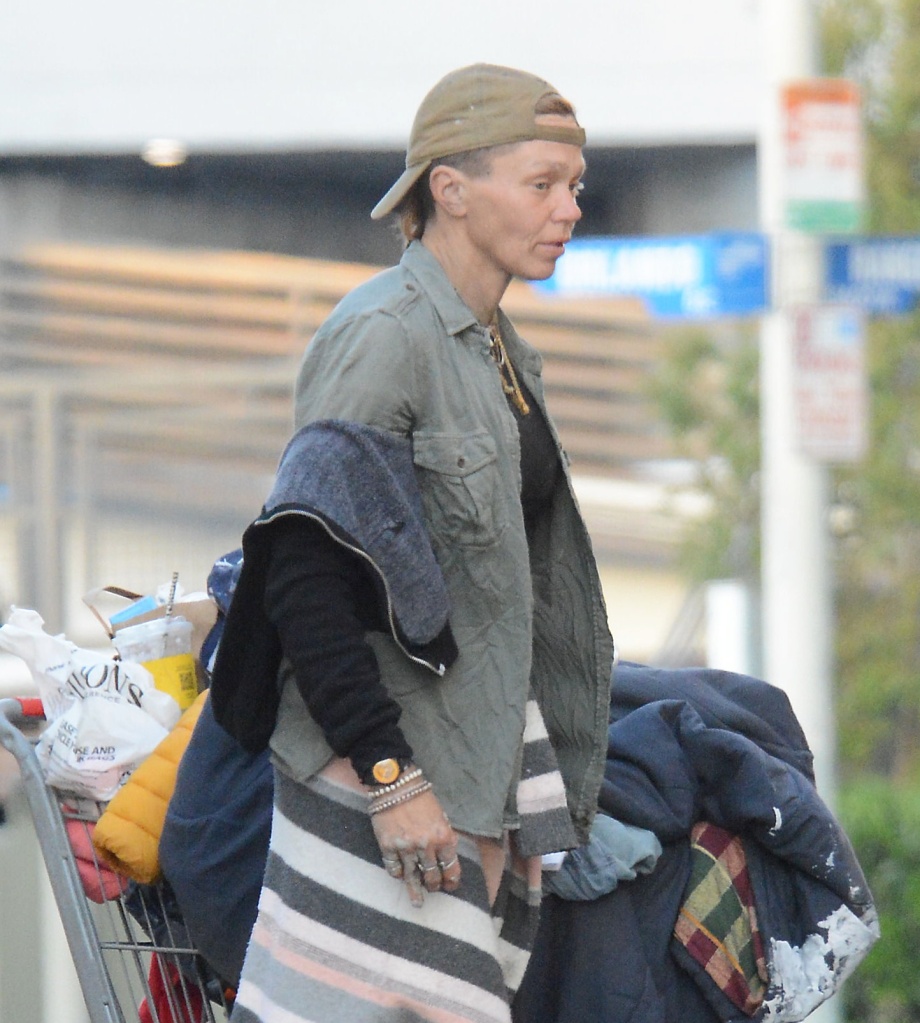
[673,822,767,1016]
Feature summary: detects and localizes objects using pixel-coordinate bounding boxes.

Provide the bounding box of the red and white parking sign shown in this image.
[791,304,868,463]
[782,79,864,234]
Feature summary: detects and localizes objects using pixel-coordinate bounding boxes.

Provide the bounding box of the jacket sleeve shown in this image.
[92,690,209,884]
[263,515,414,784]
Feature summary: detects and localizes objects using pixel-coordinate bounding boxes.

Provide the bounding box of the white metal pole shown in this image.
[758,6,840,1020]
[759,305,836,808]
[705,579,758,675]
[758,0,838,804]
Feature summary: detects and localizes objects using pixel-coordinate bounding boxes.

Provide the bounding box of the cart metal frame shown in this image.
[0,696,231,1023]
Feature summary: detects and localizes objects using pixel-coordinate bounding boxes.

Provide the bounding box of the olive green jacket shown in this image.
[269,240,614,843]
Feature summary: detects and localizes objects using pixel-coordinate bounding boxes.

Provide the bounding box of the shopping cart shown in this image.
[0,696,233,1023]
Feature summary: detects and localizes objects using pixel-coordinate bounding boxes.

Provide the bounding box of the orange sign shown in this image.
[782,79,864,233]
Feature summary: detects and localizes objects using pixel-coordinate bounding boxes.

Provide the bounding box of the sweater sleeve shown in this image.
[262,516,414,784]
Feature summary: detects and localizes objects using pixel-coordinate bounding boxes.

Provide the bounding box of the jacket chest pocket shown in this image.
[413,431,505,548]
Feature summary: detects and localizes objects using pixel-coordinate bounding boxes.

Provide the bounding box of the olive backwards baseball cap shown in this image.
[371,63,586,220]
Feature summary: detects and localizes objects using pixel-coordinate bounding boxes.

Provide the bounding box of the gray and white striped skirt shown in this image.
[230,765,542,1023]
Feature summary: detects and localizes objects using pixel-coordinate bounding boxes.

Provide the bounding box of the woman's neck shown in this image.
[420,226,510,326]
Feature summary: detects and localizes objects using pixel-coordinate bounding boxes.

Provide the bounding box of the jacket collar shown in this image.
[400,240,479,337]
[400,240,544,376]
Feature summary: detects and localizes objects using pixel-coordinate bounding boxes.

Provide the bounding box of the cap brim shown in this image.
[371,162,430,220]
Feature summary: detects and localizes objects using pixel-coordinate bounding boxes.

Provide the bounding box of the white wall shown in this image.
[2,0,761,154]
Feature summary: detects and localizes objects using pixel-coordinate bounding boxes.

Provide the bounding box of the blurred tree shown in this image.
[650,5,920,1018]
[821,10,920,1009]
[654,0,920,779]
[837,776,920,1021]
[649,324,760,586]
[820,0,920,780]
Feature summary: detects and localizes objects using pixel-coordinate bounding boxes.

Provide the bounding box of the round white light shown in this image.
[141,139,188,167]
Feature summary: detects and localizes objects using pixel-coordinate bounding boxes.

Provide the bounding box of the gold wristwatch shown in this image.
[370,757,410,786]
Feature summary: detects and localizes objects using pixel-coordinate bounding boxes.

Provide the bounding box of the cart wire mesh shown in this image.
[0,697,232,1023]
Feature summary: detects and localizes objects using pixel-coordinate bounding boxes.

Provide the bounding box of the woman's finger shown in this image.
[437,851,462,891]
[398,848,425,906]
[417,854,443,892]
[380,854,403,878]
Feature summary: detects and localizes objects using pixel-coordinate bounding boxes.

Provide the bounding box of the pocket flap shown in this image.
[412,431,497,478]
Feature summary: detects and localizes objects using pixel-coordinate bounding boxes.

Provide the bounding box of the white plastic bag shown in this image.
[0,607,181,803]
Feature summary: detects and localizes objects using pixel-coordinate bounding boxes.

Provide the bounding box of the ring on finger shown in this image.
[419,861,440,874]
[437,857,459,871]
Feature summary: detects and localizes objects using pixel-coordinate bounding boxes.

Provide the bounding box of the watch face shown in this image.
[372,758,401,785]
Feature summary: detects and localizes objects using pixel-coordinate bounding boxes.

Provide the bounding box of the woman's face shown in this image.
[459,116,585,283]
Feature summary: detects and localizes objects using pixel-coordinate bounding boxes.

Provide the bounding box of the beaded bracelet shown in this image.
[367,780,433,816]
[366,766,424,800]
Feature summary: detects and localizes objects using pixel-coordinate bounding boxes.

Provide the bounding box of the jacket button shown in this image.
[457,457,466,467]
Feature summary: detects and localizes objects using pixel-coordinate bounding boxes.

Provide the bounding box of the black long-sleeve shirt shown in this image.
[262,516,414,785]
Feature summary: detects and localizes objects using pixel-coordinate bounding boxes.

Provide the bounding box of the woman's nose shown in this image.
[555,187,582,224]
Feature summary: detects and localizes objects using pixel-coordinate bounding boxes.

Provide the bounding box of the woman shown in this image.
[210,62,614,1023]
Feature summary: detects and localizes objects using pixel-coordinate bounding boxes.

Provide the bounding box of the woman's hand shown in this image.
[370,788,462,907]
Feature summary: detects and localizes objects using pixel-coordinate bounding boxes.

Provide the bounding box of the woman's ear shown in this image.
[428,165,467,218]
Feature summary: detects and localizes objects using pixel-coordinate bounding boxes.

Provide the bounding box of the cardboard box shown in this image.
[111,599,218,660]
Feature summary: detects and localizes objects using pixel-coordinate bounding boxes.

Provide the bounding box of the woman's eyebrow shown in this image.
[525,158,587,176]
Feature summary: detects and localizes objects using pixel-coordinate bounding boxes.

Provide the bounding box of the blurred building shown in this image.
[0,0,760,264]
[0,0,761,637]
[0,4,763,1020]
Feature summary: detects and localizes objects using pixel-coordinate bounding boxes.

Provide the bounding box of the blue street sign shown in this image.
[533,232,769,319]
[825,237,920,315]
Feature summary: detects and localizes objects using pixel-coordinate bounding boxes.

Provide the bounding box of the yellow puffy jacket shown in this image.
[93,690,208,884]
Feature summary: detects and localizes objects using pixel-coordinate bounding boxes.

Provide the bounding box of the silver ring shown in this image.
[419,862,440,873]
[382,856,400,867]
[437,857,459,871]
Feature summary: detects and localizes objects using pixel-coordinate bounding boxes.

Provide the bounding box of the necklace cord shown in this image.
[488,324,530,416]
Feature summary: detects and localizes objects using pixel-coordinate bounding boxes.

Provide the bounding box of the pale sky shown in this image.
[1,0,763,153]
